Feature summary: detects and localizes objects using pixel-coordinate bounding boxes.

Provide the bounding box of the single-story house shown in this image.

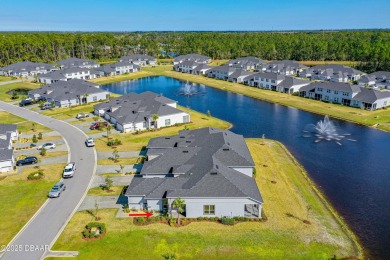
[299,81,390,110]
[0,124,17,173]
[0,61,57,77]
[226,56,267,71]
[29,79,110,107]
[299,64,365,82]
[358,71,390,90]
[119,54,157,66]
[126,127,263,218]
[265,60,308,75]
[96,62,140,76]
[57,58,100,69]
[94,91,190,133]
[38,67,100,84]
[173,54,211,65]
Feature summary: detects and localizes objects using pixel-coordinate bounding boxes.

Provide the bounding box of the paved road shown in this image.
[0,101,96,260]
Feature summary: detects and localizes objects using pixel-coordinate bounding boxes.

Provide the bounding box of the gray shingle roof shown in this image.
[227,56,267,69]
[29,79,106,102]
[57,58,99,68]
[308,82,361,93]
[38,67,91,81]
[266,60,308,71]
[0,124,15,162]
[174,54,210,63]
[304,64,364,77]
[228,69,256,79]
[278,77,310,88]
[353,88,390,103]
[126,128,262,203]
[1,61,56,74]
[0,148,13,162]
[119,54,157,63]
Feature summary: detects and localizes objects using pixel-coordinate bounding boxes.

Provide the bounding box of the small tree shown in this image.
[119,164,125,175]
[31,122,36,132]
[38,132,43,140]
[172,197,186,225]
[106,124,112,140]
[112,149,120,162]
[32,134,38,143]
[104,176,113,191]
[40,147,47,156]
[11,91,19,100]
[206,110,211,117]
[152,114,159,128]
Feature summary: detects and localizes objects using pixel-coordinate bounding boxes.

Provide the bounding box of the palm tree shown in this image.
[172,197,185,225]
[152,114,159,129]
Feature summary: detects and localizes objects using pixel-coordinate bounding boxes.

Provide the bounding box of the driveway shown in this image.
[0,101,96,260]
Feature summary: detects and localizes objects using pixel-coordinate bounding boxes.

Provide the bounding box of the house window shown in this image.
[343,92,349,96]
[203,205,215,215]
[165,119,171,126]
[334,91,339,94]
[317,88,323,92]
[326,89,331,93]
[271,80,275,83]
[143,121,147,128]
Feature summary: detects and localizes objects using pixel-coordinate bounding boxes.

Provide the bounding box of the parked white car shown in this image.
[85,137,95,147]
[62,162,76,178]
[37,142,56,150]
[76,113,90,119]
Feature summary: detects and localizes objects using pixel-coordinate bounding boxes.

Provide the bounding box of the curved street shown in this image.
[0,101,96,260]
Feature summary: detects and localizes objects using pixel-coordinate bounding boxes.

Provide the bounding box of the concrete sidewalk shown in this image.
[77,195,127,211]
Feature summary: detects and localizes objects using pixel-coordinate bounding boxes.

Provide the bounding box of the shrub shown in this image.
[181,219,187,225]
[37,132,43,140]
[32,135,38,143]
[169,218,176,227]
[27,170,44,180]
[40,147,47,156]
[82,222,106,239]
[107,139,122,146]
[292,92,300,96]
[221,217,235,225]
[136,217,145,224]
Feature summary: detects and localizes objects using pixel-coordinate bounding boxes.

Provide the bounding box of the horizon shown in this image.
[1,0,389,31]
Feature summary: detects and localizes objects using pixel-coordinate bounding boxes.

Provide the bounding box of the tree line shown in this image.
[0,31,389,72]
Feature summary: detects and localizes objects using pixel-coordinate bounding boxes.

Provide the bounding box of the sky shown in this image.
[0,0,389,31]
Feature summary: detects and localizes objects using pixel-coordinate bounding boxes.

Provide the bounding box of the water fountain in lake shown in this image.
[303,115,356,145]
[177,81,203,96]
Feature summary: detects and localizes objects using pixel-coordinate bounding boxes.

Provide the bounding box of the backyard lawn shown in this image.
[0,163,66,246]
[87,186,125,196]
[93,106,232,152]
[49,139,361,259]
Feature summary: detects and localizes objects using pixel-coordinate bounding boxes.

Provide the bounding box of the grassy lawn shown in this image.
[0,111,25,124]
[0,76,15,82]
[40,103,96,120]
[50,139,361,259]
[299,60,358,67]
[97,157,140,165]
[90,71,155,85]
[0,163,66,246]
[208,59,229,66]
[0,81,40,102]
[140,66,390,132]
[94,106,231,152]
[87,186,125,196]
[0,110,52,134]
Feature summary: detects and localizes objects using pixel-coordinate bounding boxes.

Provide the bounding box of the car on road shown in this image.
[37,142,56,150]
[16,156,38,166]
[40,103,52,110]
[19,98,35,107]
[62,162,76,178]
[90,121,108,130]
[76,113,90,119]
[85,137,95,147]
[48,182,66,198]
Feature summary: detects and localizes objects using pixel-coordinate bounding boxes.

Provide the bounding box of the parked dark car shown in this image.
[19,99,35,107]
[16,156,38,166]
[90,122,108,130]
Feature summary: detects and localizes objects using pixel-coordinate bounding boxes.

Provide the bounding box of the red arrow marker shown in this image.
[129,212,153,218]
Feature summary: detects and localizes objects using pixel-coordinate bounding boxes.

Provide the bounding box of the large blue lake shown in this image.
[102,76,390,258]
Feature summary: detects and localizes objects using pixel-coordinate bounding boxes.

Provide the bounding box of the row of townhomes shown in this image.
[126,127,263,218]
[94,91,190,133]
[29,79,110,107]
[0,54,157,83]
[0,124,18,173]
[173,53,390,110]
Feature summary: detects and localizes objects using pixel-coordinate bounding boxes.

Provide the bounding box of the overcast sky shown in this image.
[0,0,389,31]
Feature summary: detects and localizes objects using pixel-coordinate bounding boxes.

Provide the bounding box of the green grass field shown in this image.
[0,81,40,101]
[138,66,390,132]
[49,139,361,259]
[97,157,140,165]
[87,186,125,196]
[0,163,66,246]
[0,76,15,82]
[0,111,51,134]
[94,106,232,152]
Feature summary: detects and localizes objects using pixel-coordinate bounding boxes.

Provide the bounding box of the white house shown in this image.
[126,127,263,218]
[358,71,390,90]
[207,65,237,80]
[94,91,190,133]
[57,58,100,69]
[299,64,365,82]
[0,61,57,77]
[227,56,267,71]
[96,62,140,76]
[265,60,308,75]
[173,54,211,65]
[38,67,100,84]
[0,124,18,173]
[29,79,110,107]
[119,54,157,66]
[247,72,310,93]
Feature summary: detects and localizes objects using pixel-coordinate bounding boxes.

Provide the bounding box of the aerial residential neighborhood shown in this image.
[1,1,390,260]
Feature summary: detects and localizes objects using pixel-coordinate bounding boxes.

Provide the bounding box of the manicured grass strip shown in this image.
[94,106,232,152]
[97,157,140,165]
[87,186,125,196]
[17,121,51,134]
[0,163,66,246]
[0,111,25,124]
[51,139,362,259]
[90,71,155,85]
[0,76,14,82]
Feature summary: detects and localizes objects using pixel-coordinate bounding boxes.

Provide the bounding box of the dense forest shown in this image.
[0,31,389,72]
